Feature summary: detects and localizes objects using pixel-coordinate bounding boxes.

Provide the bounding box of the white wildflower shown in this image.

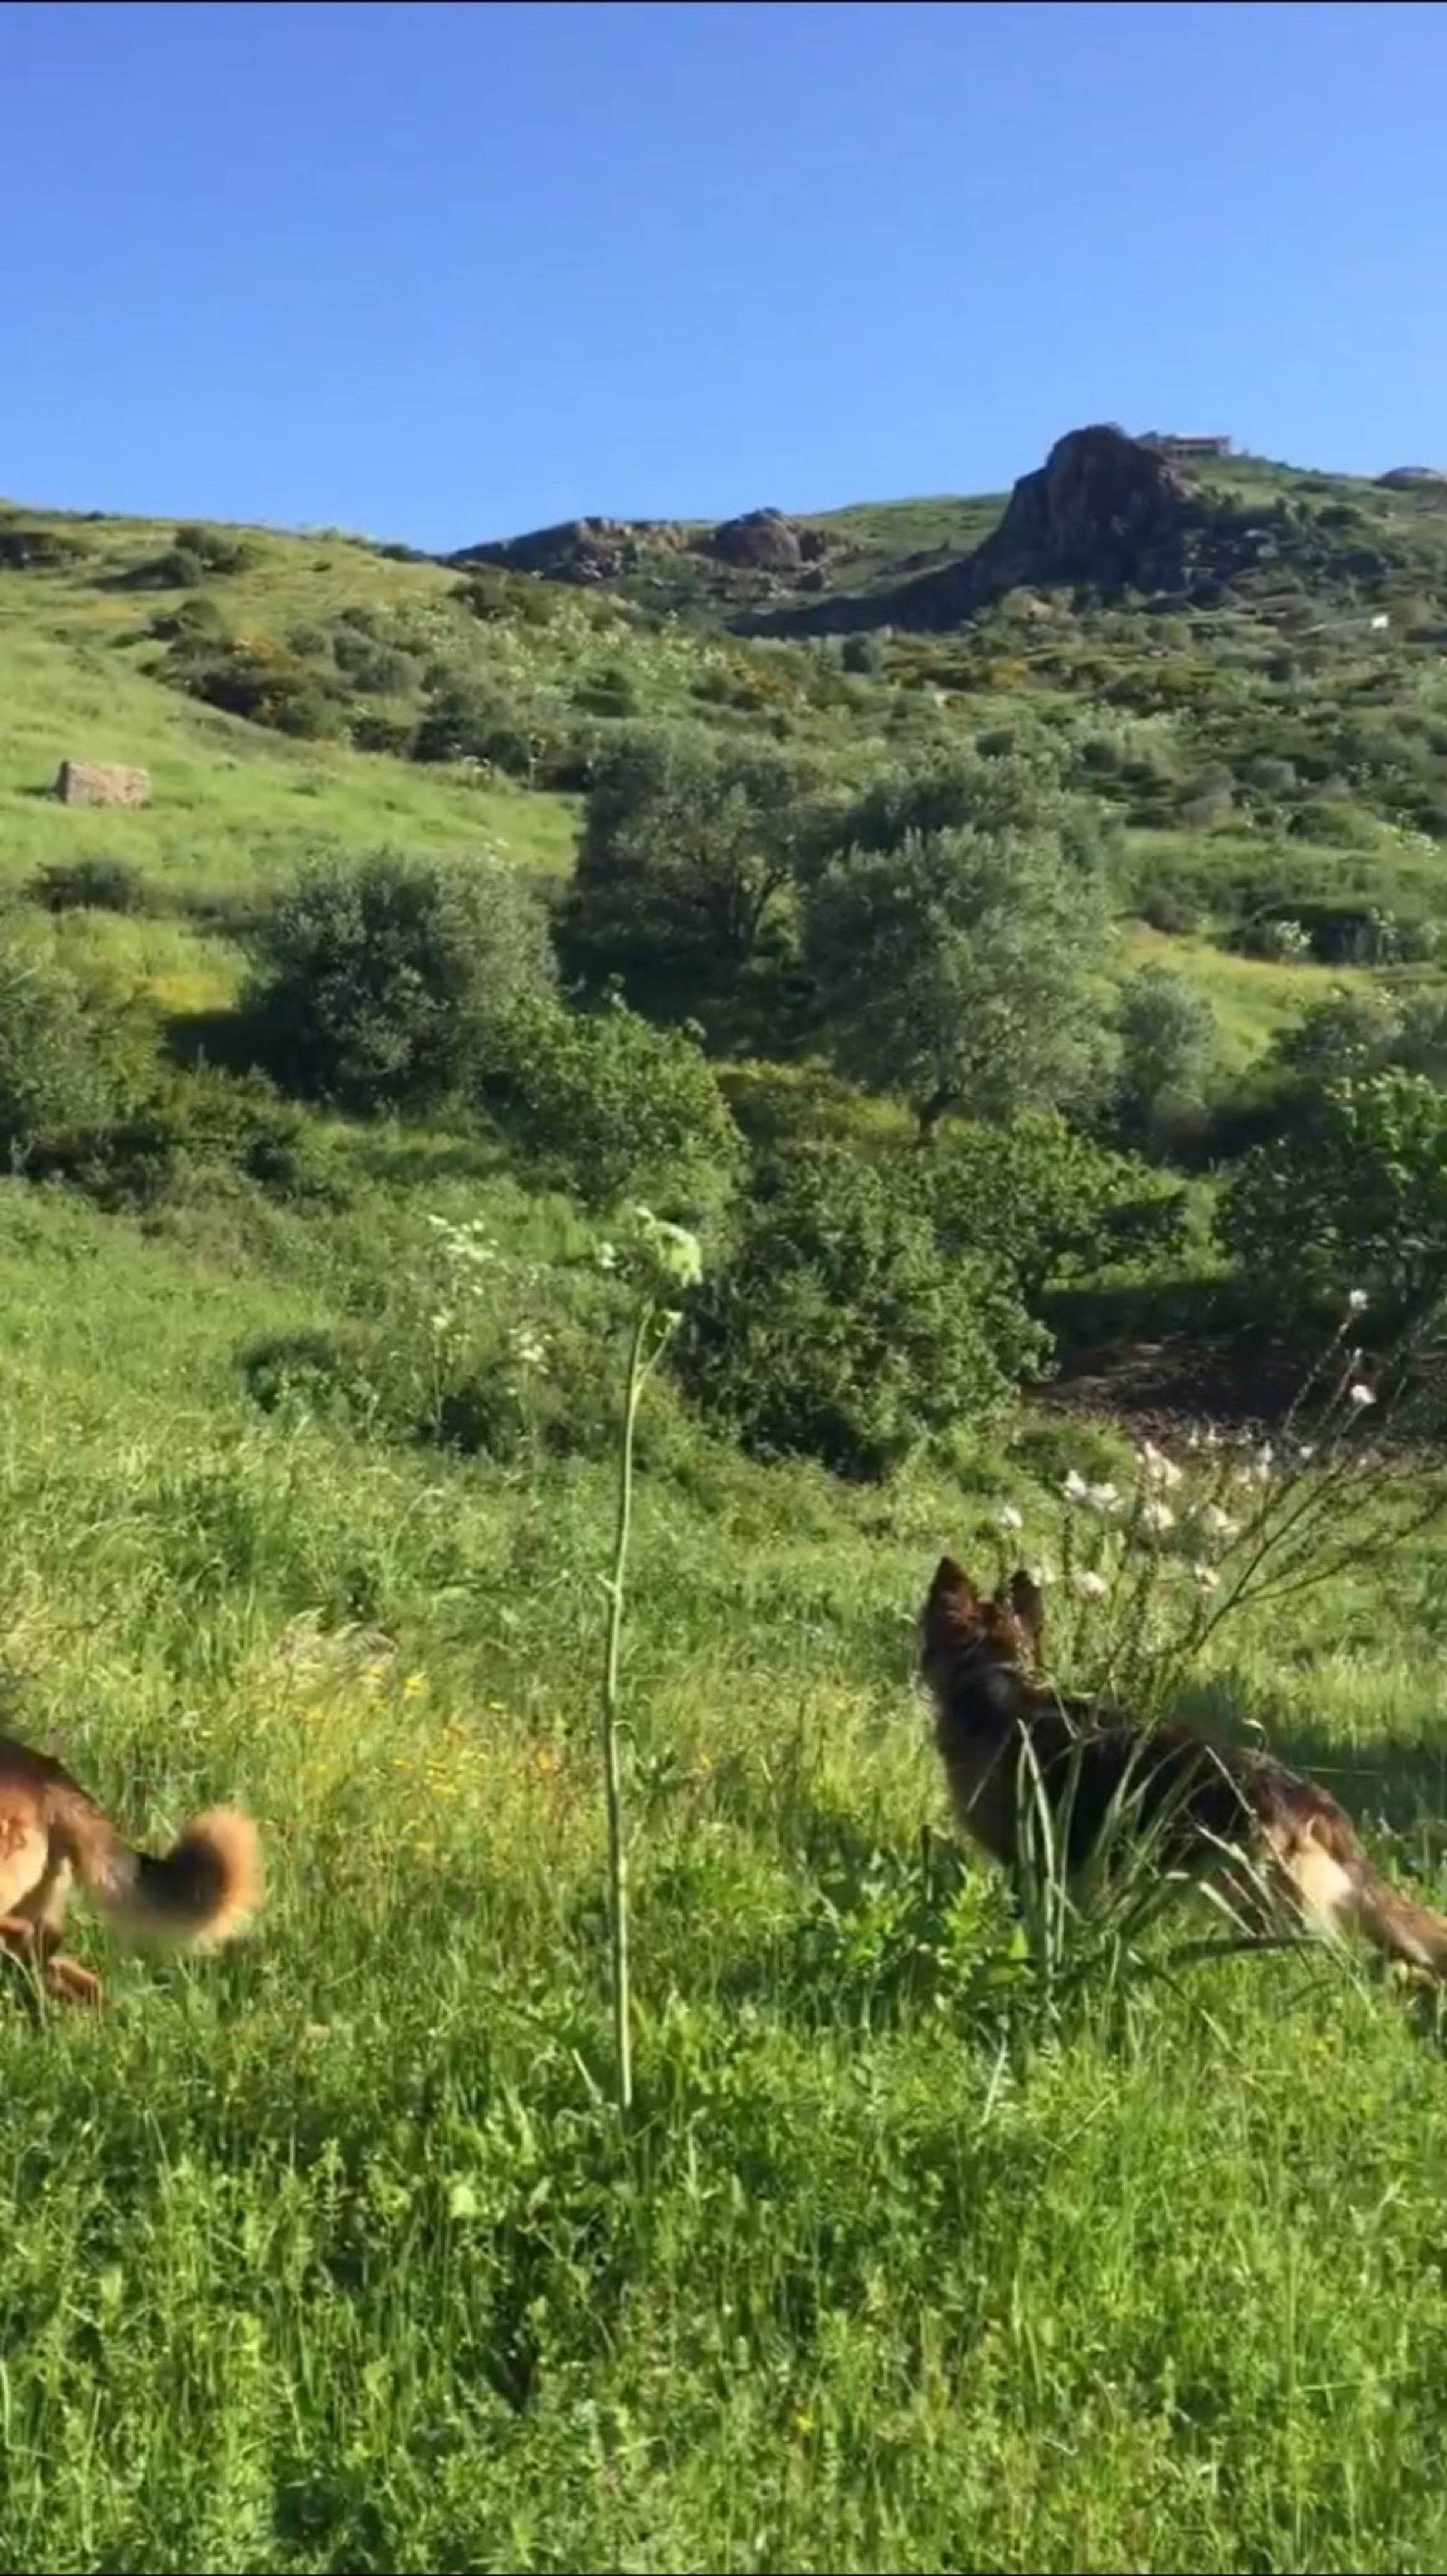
[1347,1288,1369,1314]
[1138,1441,1183,1490]
[1063,1469,1091,1504]
[1349,1382,1376,1410]
[1072,1569,1109,1600]
[596,1240,619,1272]
[1140,1498,1175,1534]
[1085,1481,1122,1515]
[1298,1443,1315,1463]
[1192,1563,1221,1592]
[1201,1504,1238,1539]
[997,1504,1024,1533]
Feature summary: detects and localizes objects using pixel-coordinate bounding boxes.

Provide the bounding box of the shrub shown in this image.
[1219,1070,1447,1322]
[805,741,1113,883]
[1112,964,1219,1150]
[0,525,88,571]
[840,634,885,676]
[350,710,419,756]
[330,621,417,694]
[675,1144,1045,1478]
[488,992,745,1215]
[162,625,346,738]
[920,1114,1188,1304]
[412,681,542,775]
[130,545,207,591]
[243,1216,644,1467]
[147,593,228,645]
[172,523,256,576]
[0,944,153,1158]
[243,848,555,1116]
[22,1065,332,1213]
[1265,986,1404,1089]
[26,858,151,916]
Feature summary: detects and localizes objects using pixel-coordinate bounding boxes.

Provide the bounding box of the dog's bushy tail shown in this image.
[73,1804,262,1951]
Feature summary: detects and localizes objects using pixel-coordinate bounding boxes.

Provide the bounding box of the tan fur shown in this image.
[919,1555,1447,1978]
[0,1730,262,2011]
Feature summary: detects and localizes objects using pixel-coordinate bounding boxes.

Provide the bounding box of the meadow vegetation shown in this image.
[5,455,1447,2571]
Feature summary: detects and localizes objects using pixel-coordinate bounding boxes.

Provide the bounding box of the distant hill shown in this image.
[5,423,1447,1067]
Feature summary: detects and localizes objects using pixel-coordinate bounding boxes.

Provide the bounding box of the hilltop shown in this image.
[451,423,1447,637]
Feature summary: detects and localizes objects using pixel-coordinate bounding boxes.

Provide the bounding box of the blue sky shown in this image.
[5,0,1443,545]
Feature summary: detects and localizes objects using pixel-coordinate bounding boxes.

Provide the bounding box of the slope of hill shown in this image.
[8,450,1447,2572]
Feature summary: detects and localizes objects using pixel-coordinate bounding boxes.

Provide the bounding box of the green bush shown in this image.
[1219,1069,1447,1322]
[350,710,419,757]
[805,740,1114,883]
[168,632,344,738]
[413,682,543,775]
[331,619,417,694]
[14,1062,335,1213]
[0,945,154,1159]
[675,1144,1045,1478]
[243,849,556,1116]
[26,858,151,916]
[1111,964,1219,1151]
[147,593,228,645]
[920,1113,1188,1304]
[0,524,88,571]
[488,992,745,1215]
[172,523,256,576]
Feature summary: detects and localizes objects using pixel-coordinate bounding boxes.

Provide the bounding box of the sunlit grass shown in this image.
[2,1179,1447,2570]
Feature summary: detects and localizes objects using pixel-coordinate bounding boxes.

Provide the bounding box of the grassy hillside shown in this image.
[5,452,1447,2571]
[7,1150,1447,2572]
[6,460,1446,1066]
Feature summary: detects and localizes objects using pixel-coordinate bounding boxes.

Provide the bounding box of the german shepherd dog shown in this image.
[0,1730,261,2009]
[919,1555,1447,1975]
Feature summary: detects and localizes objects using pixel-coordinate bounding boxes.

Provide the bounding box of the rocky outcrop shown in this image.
[895,424,1196,622]
[54,759,151,808]
[734,424,1251,639]
[704,508,833,570]
[1376,466,1447,490]
[451,517,687,584]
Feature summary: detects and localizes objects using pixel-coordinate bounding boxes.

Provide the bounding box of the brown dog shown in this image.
[0,1730,262,2008]
[919,1555,1447,1974]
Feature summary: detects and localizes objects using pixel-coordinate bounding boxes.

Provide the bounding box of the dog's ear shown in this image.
[922,1554,980,1647]
[1004,1567,1045,1655]
[928,1555,977,1610]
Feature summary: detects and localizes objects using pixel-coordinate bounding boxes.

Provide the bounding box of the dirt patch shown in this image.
[1035,1332,1331,1444]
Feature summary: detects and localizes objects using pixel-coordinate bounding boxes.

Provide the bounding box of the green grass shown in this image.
[1122,922,1369,1071]
[5,1175,1447,2572]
